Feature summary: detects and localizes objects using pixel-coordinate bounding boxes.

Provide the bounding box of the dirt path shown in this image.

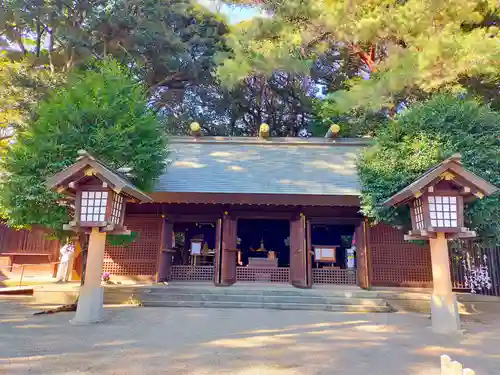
[1,299,499,375]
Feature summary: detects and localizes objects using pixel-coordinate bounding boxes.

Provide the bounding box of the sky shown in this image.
[197,0,262,23]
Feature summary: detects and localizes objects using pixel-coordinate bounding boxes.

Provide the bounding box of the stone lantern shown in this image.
[384,154,497,334]
[47,150,152,323]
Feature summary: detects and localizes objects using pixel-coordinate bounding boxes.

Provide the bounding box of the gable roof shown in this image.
[154,137,370,197]
[46,151,152,203]
[383,154,498,207]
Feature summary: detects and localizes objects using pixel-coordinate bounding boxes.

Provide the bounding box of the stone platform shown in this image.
[7,282,500,314]
[29,282,391,313]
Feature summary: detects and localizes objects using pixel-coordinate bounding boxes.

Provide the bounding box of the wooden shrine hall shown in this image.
[99,136,434,289]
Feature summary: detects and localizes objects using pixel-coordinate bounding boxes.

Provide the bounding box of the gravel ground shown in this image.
[1,297,499,375]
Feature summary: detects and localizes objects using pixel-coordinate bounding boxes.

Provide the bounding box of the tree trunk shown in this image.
[35,19,42,57]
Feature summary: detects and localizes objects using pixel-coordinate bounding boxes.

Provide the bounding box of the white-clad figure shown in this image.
[56,242,75,282]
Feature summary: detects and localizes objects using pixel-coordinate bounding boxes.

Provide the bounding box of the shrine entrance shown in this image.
[235,219,291,283]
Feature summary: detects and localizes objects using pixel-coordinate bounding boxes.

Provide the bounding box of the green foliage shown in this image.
[0,59,66,153]
[107,232,140,246]
[218,0,500,112]
[310,102,390,137]
[0,59,167,234]
[91,0,229,111]
[359,94,500,242]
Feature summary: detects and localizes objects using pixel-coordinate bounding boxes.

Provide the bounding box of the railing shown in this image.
[0,262,60,287]
[312,268,357,284]
[236,266,289,283]
[441,355,475,375]
[169,265,214,281]
[450,240,500,296]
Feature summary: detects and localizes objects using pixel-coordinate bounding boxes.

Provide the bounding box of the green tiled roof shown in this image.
[155,137,371,196]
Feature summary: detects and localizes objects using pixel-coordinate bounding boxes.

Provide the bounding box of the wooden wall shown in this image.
[102,215,162,280]
[369,223,433,287]
[0,224,60,275]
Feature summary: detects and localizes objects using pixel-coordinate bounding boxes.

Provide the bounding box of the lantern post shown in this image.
[46,151,152,323]
[384,154,498,334]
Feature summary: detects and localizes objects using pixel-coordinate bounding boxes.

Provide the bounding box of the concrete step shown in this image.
[142,299,392,312]
[140,292,387,306]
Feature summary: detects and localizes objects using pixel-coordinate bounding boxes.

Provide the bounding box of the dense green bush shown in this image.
[0,59,168,234]
[359,94,500,243]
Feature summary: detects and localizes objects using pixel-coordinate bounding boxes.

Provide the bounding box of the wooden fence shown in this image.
[0,224,60,269]
[450,239,500,296]
[441,355,475,375]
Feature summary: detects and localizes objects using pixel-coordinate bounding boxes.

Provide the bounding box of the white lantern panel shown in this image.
[80,190,111,223]
[428,196,459,227]
[413,198,425,229]
[111,193,125,224]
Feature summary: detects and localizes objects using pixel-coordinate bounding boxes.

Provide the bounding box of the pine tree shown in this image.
[218,0,500,111]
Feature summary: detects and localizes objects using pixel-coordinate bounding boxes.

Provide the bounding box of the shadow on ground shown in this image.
[0,297,499,375]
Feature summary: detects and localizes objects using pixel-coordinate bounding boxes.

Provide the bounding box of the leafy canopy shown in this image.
[217,0,500,111]
[0,59,167,233]
[358,94,500,242]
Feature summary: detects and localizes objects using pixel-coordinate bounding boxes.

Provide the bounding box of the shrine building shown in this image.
[87,135,434,288]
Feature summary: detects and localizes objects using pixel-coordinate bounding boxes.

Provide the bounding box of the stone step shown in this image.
[136,286,378,299]
[142,299,392,312]
[140,292,387,306]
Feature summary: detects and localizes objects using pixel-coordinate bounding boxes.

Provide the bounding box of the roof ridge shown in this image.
[168,136,372,146]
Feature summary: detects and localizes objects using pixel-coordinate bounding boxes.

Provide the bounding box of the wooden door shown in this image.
[214,217,238,286]
[290,215,312,288]
[355,219,371,289]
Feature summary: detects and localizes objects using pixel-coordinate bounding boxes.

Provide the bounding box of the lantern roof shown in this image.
[383,154,498,207]
[46,150,153,203]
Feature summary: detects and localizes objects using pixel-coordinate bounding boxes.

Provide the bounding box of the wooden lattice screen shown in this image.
[103,215,162,276]
[369,224,433,287]
[236,267,290,283]
[170,265,215,281]
[312,269,357,284]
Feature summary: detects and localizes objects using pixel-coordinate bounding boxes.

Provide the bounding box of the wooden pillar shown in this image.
[355,218,372,289]
[429,232,460,334]
[157,220,174,282]
[221,216,237,285]
[290,215,312,288]
[72,227,106,324]
[214,216,237,286]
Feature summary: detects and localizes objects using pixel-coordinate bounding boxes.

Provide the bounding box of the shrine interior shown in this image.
[173,222,217,266]
[170,219,357,270]
[237,219,290,267]
[310,224,356,269]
